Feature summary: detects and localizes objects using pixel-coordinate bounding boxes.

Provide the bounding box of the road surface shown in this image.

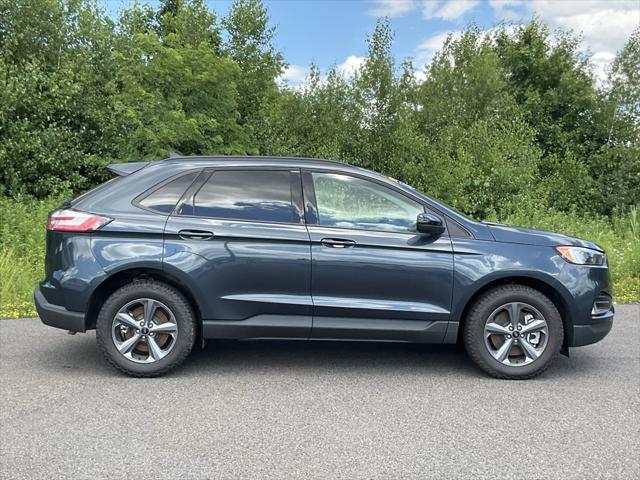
[1,305,638,479]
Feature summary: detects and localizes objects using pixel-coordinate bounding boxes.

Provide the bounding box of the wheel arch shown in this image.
[454,275,574,351]
[85,267,202,331]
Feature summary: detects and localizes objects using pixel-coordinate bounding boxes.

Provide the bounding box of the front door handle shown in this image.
[321,238,356,248]
[178,229,213,240]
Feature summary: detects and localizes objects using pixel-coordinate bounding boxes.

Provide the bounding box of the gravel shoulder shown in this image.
[1,305,639,479]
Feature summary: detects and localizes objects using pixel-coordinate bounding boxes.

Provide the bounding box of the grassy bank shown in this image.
[1,196,638,319]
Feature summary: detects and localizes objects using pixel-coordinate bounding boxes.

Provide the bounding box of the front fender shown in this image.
[450,239,575,322]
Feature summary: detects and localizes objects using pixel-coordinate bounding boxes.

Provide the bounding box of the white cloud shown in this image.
[370,0,480,20]
[337,55,367,78]
[279,56,366,88]
[590,50,617,83]
[488,0,523,21]
[422,0,480,20]
[279,64,310,84]
[533,2,638,54]
[415,30,462,69]
[489,0,639,81]
[369,0,416,17]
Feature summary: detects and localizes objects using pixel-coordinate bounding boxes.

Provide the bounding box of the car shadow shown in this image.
[181,339,477,377]
[36,331,592,381]
[36,332,480,378]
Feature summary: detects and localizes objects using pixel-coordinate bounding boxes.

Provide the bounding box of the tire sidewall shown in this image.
[96,282,195,376]
[466,287,563,378]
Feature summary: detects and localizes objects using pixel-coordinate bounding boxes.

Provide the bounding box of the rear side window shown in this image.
[193,170,297,223]
[139,171,199,214]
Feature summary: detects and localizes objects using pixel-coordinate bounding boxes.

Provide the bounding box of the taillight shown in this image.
[47,209,112,232]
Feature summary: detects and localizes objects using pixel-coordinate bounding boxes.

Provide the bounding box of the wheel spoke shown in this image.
[520,319,546,334]
[494,338,514,362]
[519,338,540,361]
[147,336,165,361]
[506,303,521,329]
[151,322,177,334]
[143,299,158,324]
[117,334,141,354]
[116,312,139,330]
[485,322,511,336]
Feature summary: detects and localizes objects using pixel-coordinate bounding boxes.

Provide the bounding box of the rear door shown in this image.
[163,167,312,339]
[303,170,454,342]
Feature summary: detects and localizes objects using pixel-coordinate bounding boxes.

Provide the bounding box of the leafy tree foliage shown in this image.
[222,0,284,149]
[592,28,640,211]
[111,1,249,159]
[0,0,637,219]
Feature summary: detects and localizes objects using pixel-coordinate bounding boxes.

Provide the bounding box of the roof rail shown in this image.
[159,155,349,165]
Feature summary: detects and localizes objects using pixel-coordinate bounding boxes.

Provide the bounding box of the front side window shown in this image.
[194,170,297,223]
[312,173,424,232]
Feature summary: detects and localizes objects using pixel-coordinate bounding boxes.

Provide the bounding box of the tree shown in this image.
[0,0,118,196]
[493,20,600,211]
[222,0,284,151]
[111,0,250,158]
[591,29,640,211]
[414,27,542,216]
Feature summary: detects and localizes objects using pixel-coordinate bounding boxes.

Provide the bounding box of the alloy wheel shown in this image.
[483,302,549,366]
[111,298,178,363]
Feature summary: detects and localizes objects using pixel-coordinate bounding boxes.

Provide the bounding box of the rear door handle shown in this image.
[178,229,213,240]
[321,238,356,248]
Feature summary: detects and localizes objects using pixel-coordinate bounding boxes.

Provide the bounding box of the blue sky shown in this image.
[212,0,501,79]
[107,1,640,83]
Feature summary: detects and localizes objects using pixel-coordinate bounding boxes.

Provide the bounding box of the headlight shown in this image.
[555,246,606,266]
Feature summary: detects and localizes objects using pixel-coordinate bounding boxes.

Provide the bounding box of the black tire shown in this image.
[463,284,563,380]
[96,280,196,377]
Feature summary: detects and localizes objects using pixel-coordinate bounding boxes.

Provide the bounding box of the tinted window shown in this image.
[139,171,199,214]
[194,170,297,223]
[312,173,424,232]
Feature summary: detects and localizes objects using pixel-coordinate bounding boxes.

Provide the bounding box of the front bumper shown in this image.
[570,308,614,347]
[34,286,87,333]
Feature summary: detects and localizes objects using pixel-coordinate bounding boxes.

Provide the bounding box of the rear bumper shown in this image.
[34,287,87,333]
[570,308,614,347]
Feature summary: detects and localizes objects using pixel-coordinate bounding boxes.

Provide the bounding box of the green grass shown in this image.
[0,196,638,319]
[0,196,63,318]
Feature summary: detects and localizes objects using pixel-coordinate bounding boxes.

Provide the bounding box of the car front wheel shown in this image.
[463,285,564,379]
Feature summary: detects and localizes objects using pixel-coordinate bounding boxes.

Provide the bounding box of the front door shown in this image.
[303,171,454,342]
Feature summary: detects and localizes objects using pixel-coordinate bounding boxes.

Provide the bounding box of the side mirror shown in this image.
[416,212,445,236]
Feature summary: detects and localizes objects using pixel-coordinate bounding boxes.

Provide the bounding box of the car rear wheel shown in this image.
[96,280,196,377]
[463,285,563,379]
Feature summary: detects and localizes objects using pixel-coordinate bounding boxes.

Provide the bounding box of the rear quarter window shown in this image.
[137,171,199,214]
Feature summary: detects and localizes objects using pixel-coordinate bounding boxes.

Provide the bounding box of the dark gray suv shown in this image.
[35,156,614,378]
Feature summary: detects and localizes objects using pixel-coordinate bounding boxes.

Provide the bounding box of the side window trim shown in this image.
[133,169,202,215]
[301,170,318,225]
[173,169,213,216]
[176,167,305,226]
[290,170,305,223]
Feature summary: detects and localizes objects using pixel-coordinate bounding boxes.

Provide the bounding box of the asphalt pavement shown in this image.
[1,305,639,479]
